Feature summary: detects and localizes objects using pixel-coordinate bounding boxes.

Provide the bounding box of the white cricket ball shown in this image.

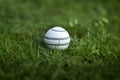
[44,26,70,49]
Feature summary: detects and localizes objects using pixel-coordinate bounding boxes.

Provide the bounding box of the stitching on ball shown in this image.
[45,36,70,40]
[51,29,65,32]
[46,43,69,46]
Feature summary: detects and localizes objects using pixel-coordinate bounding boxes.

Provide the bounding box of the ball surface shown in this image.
[44,26,70,49]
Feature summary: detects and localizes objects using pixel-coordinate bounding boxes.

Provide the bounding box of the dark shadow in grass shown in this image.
[32,33,45,52]
[32,26,57,51]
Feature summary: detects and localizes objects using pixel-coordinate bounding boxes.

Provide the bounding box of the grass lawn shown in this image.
[0,0,120,80]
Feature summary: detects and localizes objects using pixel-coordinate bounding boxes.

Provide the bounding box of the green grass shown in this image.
[0,0,120,80]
